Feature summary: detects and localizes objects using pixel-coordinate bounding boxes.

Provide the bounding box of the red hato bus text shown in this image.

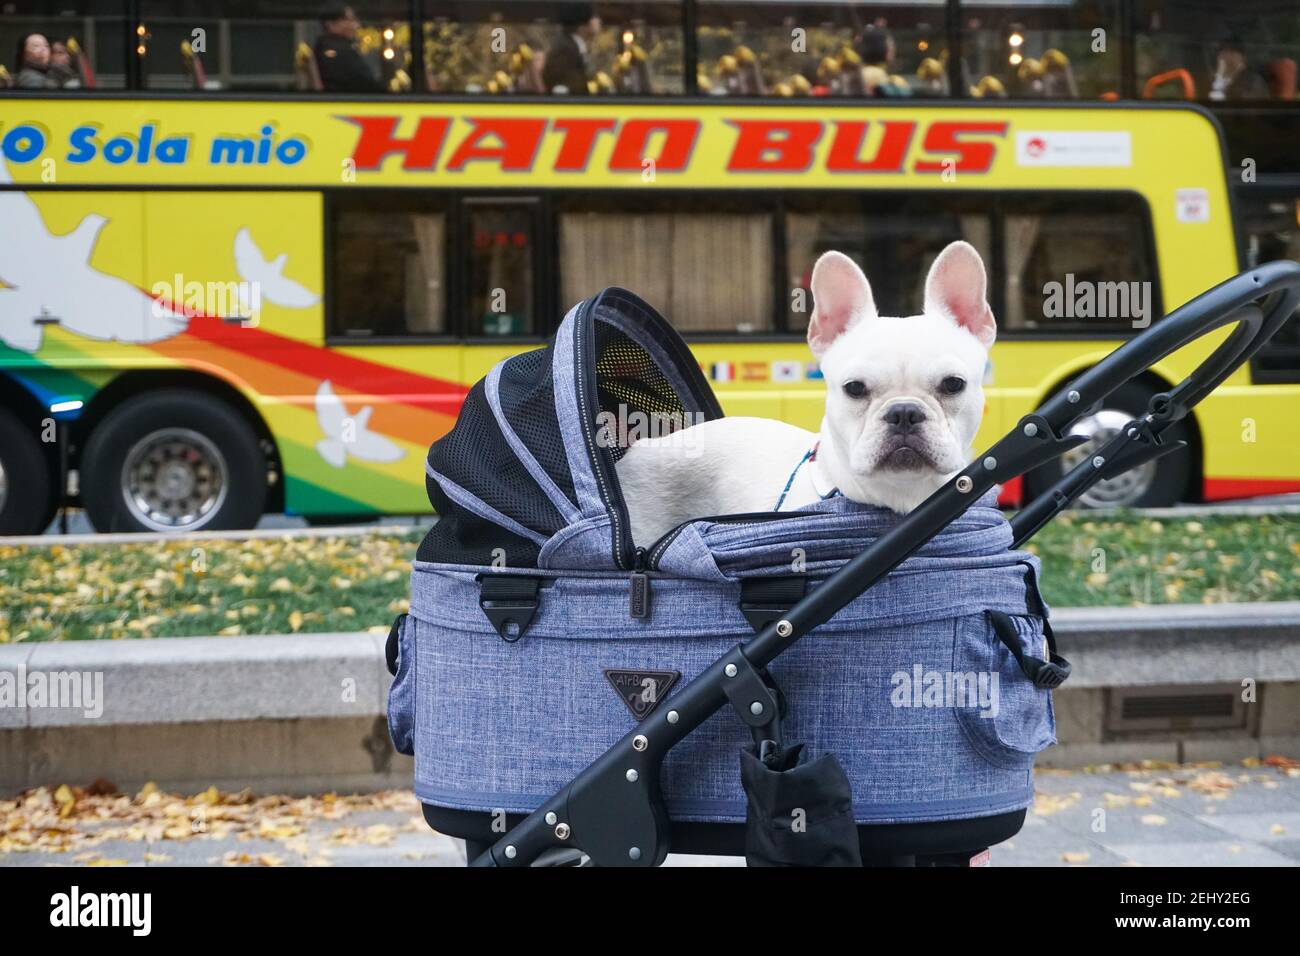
[344,115,1008,175]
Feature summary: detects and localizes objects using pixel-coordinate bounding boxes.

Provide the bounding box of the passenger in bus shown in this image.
[314,5,385,93]
[1040,50,1078,99]
[856,27,910,97]
[1209,39,1269,101]
[48,41,80,88]
[544,3,601,95]
[13,33,64,90]
[858,26,895,77]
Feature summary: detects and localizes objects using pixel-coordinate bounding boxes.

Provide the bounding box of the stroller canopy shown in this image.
[421,288,723,572]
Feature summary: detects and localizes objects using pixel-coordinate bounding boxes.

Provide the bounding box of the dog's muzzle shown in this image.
[882,401,928,435]
[877,402,938,471]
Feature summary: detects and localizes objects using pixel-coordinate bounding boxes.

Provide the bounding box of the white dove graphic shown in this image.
[0,160,187,353]
[314,379,406,468]
[233,227,319,318]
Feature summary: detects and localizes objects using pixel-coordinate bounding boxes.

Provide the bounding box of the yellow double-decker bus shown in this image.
[1,90,1296,534]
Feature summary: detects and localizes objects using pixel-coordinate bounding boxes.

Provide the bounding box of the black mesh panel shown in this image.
[494,349,578,508]
[417,473,542,567]
[426,378,567,536]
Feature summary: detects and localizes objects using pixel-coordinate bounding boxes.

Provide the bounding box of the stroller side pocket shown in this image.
[952,613,1056,771]
[385,613,417,756]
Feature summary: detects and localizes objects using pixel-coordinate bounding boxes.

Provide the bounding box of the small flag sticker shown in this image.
[741,362,768,381]
[771,360,801,382]
[710,361,734,382]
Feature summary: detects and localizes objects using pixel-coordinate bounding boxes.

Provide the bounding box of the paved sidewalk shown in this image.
[3,762,1297,867]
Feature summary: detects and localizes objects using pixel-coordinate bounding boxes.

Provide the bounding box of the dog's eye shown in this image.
[842,380,868,399]
[939,376,966,396]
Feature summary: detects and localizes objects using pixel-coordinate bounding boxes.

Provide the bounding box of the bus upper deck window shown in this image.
[961,0,1122,101]
[695,1,946,97]
[1136,0,1298,102]
[421,0,683,95]
[1,2,125,89]
[138,2,411,93]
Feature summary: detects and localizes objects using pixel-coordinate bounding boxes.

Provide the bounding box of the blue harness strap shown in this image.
[774,443,841,512]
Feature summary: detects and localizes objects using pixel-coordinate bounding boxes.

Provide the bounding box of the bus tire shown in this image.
[0,407,56,535]
[80,390,267,533]
[1022,381,1195,509]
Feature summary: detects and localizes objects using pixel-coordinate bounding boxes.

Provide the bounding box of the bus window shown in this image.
[696,1,946,97]
[1000,195,1156,334]
[0,0,125,89]
[1136,0,1299,102]
[785,196,991,330]
[420,0,683,95]
[1242,193,1300,382]
[140,1,411,93]
[559,198,774,333]
[328,194,447,340]
[466,200,539,336]
[961,0,1121,100]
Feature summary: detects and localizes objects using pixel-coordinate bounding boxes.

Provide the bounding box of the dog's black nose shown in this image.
[883,402,928,433]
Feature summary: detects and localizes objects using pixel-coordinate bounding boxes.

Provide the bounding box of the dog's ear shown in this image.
[923,241,996,348]
[808,252,876,358]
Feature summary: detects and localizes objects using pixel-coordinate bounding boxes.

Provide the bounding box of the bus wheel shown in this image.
[1023,382,1195,509]
[80,390,267,533]
[0,407,56,535]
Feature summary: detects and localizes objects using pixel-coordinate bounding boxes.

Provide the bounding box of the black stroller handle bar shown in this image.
[470,260,1300,867]
[1010,259,1300,547]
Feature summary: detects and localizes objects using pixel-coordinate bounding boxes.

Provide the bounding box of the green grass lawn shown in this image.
[1,513,1296,641]
[1026,512,1299,608]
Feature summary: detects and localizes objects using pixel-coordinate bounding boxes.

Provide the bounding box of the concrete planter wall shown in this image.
[3,603,1299,794]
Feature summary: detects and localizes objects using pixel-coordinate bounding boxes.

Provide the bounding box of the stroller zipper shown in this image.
[629,547,650,618]
[645,511,809,570]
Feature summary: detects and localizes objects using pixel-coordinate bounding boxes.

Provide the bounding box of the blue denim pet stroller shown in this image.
[386,264,1300,867]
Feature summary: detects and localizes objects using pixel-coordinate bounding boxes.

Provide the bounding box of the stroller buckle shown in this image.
[477,574,543,642]
[1025,654,1072,690]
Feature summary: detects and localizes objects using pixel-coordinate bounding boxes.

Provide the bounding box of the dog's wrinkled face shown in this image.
[807,241,997,510]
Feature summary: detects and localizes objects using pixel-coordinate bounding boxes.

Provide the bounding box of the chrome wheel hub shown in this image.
[1060,409,1157,508]
[121,428,228,531]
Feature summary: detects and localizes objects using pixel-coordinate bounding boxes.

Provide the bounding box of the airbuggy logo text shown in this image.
[0,666,104,719]
[50,886,151,936]
[594,405,707,457]
[890,666,1000,718]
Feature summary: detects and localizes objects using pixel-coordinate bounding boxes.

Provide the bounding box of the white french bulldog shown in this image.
[616,240,997,546]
